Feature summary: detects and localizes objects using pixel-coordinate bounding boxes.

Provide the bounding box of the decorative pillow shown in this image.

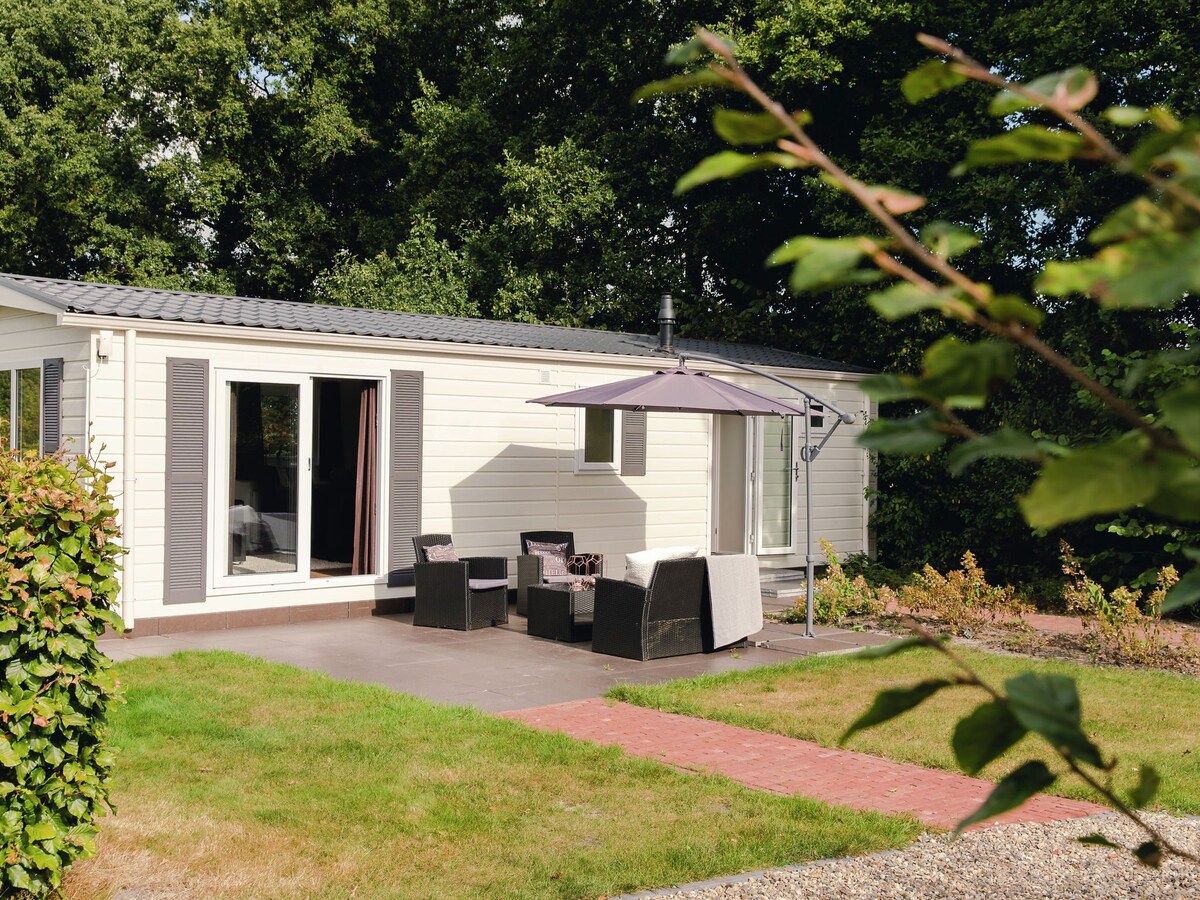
[623,546,698,589]
[424,543,459,563]
[527,540,569,577]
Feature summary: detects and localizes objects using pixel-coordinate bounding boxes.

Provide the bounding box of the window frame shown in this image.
[1,359,44,453]
[574,404,622,474]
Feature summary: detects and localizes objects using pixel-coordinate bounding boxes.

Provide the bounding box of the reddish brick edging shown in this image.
[502,699,1106,830]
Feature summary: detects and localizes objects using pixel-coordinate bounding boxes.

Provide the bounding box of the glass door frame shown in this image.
[213,369,313,590]
[751,414,799,556]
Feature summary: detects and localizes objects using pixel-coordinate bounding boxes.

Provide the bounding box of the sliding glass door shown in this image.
[217,371,380,587]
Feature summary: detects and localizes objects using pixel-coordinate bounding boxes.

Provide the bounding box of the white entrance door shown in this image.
[753,415,798,556]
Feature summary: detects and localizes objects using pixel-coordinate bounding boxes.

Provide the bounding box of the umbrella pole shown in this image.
[803,397,815,638]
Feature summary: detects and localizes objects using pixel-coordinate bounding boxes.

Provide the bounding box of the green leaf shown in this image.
[713,108,791,146]
[1089,197,1176,245]
[25,820,57,841]
[989,68,1097,116]
[867,283,954,320]
[954,126,1088,174]
[956,761,1056,833]
[917,337,1015,409]
[664,36,707,66]
[1145,456,1200,521]
[861,374,920,404]
[1162,565,1200,613]
[1076,832,1122,848]
[1003,672,1103,768]
[952,701,1028,776]
[1160,380,1200,455]
[852,634,946,659]
[632,69,726,102]
[1038,232,1200,308]
[920,221,980,259]
[858,412,948,454]
[1128,765,1160,809]
[947,429,1041,476]
[1018,434,1157,529]
[674,150,806,194]
[840,679,954,744]
[767,236,873,293]
[1134,841,1163,868]
[1104,106,1150,127]
[902,59,967,103]
[7,865,32,891]
[987,295,1045,327]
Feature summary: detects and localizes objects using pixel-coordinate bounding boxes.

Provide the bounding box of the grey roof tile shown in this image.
[0,273,872,374]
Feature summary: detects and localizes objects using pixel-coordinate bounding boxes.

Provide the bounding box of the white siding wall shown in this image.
[0,308,89,451]
[79,323,871,620]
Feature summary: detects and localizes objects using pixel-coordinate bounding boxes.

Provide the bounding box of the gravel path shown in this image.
[638,813,1200,899]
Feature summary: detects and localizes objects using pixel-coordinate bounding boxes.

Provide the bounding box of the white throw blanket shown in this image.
[705,554,763,649]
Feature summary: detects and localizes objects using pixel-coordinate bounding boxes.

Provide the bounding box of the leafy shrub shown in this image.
[899,552,1029,636]
[1,450,124,896]
[781,539,895,626]
[840,552,906,589]
[1062,542,1197,668]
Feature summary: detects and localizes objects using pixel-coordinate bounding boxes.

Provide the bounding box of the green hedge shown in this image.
[0,451,124,896]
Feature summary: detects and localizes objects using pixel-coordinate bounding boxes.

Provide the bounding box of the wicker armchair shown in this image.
[591,556,707,660]
[515,530,604,615]
[411,534,509,630]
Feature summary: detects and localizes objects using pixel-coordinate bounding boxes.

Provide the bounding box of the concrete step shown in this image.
[758,566,805,584]
[761,577,807,599]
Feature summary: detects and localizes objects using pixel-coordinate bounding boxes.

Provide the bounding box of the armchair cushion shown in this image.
[624,546,699,588]
[527,539,569,576]
[468,578,510,591]
[424,543,459,562]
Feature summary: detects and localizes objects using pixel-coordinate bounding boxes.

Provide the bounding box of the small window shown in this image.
[809,402,825,430]
[576,407,621,472]
[1,366,40,452]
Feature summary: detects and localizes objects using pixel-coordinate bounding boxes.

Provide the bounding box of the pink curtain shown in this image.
[351,383,378,575]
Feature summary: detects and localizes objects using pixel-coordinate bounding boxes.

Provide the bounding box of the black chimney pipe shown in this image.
[657,293,676,352]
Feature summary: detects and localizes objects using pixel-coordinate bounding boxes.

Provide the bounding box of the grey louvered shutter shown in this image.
[388,370,423,587]
[165,358,208,604]
[621,410,647,476]
[41,357,63,454]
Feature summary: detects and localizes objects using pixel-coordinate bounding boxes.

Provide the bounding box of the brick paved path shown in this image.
[503,699,1106,830]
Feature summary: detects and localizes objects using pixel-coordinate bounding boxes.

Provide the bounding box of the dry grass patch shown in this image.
[63,651,920,899]
[609,646,1200,815]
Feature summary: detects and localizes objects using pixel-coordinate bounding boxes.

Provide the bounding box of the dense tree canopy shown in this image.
[1,0,1195,586]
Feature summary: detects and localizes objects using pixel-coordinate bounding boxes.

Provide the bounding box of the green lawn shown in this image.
[64,651,920,900]
[609,647,1200,815]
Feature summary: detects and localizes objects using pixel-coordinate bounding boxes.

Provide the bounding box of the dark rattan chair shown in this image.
[591,556,707,660]
[515,530,604,615]
[411,534,509,630]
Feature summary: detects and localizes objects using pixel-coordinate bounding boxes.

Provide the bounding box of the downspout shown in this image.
[121,329,137,631]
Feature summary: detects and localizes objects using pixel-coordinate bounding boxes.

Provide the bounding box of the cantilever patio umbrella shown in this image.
[530,362,810,417]
[529,356,854,638]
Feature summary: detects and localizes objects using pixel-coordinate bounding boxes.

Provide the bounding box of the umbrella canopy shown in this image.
[529,364,808,417]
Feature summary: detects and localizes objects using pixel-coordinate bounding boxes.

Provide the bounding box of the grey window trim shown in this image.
[387,370,423,588]
[41,357,63,454]
[621,409,647,476]
[165,358,209,604]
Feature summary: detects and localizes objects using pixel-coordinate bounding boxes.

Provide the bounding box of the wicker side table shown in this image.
[527,585,595,643]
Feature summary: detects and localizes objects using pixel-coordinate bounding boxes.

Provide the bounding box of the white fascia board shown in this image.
[57,312,869,382]
[0,283,70,319]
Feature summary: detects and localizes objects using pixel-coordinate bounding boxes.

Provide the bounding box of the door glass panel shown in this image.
[227,381,300,575]
[16,368,40,452]
[760,416,793,549]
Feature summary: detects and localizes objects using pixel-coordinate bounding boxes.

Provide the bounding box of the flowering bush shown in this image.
[899,552,1029,635]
